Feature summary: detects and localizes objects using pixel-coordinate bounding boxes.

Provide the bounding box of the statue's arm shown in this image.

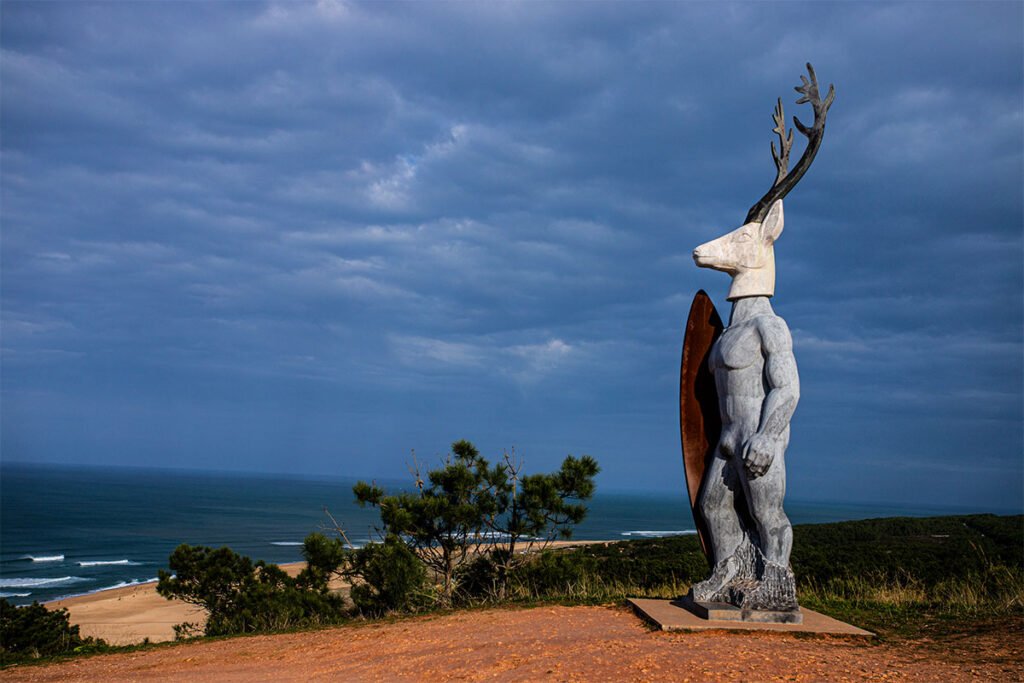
[742,317,800,478]
[759,316,800,440]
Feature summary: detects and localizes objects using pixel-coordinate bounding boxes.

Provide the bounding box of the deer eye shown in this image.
[735,232,752,243]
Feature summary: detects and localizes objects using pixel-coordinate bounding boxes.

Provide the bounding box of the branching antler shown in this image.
[793,63,835,137]
[770,98,793,187]
[746,62,835,224]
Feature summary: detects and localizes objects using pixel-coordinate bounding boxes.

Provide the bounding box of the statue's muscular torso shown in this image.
[707,297,799,476]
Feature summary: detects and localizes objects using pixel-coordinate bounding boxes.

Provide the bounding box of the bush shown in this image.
[348,535,428,616]
[510,550,598,598]
[562,536,709,591]
[296,532,349,593]
[0,599,106,664]
[353,440,505,604]
[157,543,347,637]
[354,439,599,604]
[454,550,512,603]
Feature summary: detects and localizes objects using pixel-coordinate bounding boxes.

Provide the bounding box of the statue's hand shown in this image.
[742,433,777,479]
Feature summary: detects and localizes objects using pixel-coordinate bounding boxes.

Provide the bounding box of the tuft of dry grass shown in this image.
[932,564,1024,613]
[799,564,1024,616]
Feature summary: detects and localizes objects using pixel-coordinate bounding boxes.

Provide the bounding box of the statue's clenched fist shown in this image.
[741,433,777,479]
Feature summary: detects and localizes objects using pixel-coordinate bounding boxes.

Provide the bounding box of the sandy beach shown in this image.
[46,561,325,645]
[47,580,207,647]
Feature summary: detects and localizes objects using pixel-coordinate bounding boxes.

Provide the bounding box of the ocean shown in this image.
[0,462,984,606]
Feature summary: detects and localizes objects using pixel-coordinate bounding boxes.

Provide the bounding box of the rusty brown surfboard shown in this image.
[679,289,723,559]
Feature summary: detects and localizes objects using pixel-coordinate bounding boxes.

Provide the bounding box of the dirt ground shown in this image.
[5,605,1021,682]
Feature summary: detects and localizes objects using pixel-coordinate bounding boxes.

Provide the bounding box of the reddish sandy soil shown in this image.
[4,605,1021,682]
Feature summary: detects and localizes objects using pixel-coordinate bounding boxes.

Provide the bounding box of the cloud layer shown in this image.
[2,1,1021,508]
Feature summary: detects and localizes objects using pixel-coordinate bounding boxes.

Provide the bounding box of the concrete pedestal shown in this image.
[677,595,802,624]
[627,598,873,636]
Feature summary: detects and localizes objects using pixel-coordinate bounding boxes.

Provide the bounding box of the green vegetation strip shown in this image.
[3,513,1021,666]
[547,514,1023,638]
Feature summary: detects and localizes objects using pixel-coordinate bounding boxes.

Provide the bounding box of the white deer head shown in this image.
[693,200,784,301]
[692,63,834,302]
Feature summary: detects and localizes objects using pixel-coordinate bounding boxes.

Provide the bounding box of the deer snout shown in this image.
[692,244,714,267]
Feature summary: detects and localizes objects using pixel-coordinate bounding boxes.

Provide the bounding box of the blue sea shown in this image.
[0,462,989,606]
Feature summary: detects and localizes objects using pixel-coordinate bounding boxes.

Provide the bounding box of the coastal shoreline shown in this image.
[45,541,618,645]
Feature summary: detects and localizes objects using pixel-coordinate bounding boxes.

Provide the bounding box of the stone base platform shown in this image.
[627,598,873,636]
[678,595,802,624]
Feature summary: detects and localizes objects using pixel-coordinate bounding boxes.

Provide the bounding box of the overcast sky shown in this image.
[2,1,1021,510]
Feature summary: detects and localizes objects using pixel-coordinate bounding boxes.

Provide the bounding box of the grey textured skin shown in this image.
[689,295,801,612]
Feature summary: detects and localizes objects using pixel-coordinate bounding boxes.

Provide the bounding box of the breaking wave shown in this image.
[51,577,160,602]
[26,555,65,562]
[96,577,158,592]
[0,576,89,588]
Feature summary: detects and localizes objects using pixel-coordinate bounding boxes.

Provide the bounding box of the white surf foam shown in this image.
[77,559,141,567]
[0,576,89,588]
[619,530,697,537]
[96,577,158,592]
[269,541,304,546]
[27,555,65,562]
[473,532,543,541]
[52,577,159,602]
[0,592,31,598]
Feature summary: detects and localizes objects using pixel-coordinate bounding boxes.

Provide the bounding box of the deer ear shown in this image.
[762,200,784,243]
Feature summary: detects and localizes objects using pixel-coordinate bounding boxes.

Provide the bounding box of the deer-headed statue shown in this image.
[680,63,834,621]
[693,63,834,300]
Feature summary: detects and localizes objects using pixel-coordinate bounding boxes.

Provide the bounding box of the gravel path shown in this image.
[4,605,1021,682]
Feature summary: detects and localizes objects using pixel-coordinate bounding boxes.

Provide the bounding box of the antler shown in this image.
[745,62,835,224]
[770,97,793,186]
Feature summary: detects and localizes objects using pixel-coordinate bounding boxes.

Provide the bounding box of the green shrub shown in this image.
[157,543,347,637]
[510,550,597,598]
[790,514,1024,586]
[354,439,599,605]
[348,535,428,616]
[564,536,708,591]
[0,599,106,664]
[296,532,349,593]
[454,549,511,603]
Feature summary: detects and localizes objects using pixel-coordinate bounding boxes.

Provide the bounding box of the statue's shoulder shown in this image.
[753,312,793,352]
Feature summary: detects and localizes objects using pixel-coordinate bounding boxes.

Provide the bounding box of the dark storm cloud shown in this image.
[2,1,1021,508]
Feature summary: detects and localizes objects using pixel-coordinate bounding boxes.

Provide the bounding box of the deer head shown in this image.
[693,63,834,301]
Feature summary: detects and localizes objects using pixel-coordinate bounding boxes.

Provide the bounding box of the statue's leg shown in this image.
[739,443,792,566]
[691,450,749,601]
[731,442,800,611]
[696,450,745,565]
[698,451,745,564]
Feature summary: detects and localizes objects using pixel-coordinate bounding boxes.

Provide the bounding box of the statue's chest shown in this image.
[710,323,762,371]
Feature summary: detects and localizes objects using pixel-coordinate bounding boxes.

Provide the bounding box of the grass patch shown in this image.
[497,513,1023,640]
